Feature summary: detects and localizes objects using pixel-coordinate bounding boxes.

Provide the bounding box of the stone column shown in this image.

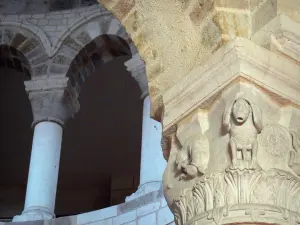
[13,77,78,222]
[125,56,166,201]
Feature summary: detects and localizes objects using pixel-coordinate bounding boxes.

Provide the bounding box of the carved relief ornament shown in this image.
[164,92,300,225]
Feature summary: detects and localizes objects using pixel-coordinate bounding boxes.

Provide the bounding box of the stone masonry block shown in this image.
[138,212,156,225]
[32,14,45,19]
[137,202,160,217]
[214,10,250,38]
[43,26,57,32]
[157,207,174,225]
[49,37,59,44]
[77,205,118,224]
[118,210,137,224]
[252,0,277,34]
[56,25,67,31]
[112,0,135,21]
[5,15,19,21]
[38,19,49,25]
[19,15,32,20]
[250,0,266,10]
[27,18,38,24]
[46,14,64,19]
[49,19,63,25]
[215,0,249,9]
[123,221,136,225]
[48,31,62,37]
[189,0,214,25]
[63,13,74,18]
[89,218,113,225]
[68,18,77,25]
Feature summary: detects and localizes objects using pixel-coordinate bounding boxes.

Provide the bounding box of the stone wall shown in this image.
[0,4,110,46]
[1,189,174,225]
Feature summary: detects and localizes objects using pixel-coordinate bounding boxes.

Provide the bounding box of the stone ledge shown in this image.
[162,37,300,131]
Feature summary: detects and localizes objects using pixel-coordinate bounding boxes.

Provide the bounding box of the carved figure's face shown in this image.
[232,98,250,124]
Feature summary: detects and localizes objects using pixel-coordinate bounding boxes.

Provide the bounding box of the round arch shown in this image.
[0,22,49,78]
[48,15,143,102]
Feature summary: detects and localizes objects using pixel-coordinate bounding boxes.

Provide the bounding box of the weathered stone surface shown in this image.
[97,0,300,120]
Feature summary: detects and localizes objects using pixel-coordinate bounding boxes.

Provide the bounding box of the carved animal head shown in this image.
[223,94,263,132]
[232,98,251,124]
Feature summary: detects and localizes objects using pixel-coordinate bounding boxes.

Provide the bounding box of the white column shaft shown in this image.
[139,96,166,187]
[24,121,63,213]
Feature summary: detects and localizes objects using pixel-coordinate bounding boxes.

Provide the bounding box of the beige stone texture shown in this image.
[97,0,300,120]
[95,1,300,223]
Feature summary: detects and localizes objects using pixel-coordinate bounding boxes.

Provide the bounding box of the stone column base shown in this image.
[125,181,162,202]
[12,206,55,222]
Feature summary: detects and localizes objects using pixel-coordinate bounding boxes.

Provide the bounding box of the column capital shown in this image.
[125,53,149,99]
[25,77,79,127]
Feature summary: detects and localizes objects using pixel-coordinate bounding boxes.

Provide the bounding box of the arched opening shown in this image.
[0,45,33,220]
[55,34,143,215]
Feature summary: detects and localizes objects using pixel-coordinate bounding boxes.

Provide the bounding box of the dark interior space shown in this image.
[0,50,142,218]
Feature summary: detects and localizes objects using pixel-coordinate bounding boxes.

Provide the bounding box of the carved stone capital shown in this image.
[125,53,149,99]
[162,38,300,225]
[25,77,79,127]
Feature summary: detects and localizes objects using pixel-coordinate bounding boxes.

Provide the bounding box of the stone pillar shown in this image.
[125,95,166,201]
[125,56,166,201]
[13,77,78,222]
[141,96,166,190]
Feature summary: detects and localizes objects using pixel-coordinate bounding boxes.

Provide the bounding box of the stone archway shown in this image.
[55,31,144,215]
[47,14,138,78]
[0,22,49,78]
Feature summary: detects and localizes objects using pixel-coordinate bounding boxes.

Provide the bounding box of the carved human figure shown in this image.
[175,135,209,180]
[289,128,300,176]
[223,93,263,169]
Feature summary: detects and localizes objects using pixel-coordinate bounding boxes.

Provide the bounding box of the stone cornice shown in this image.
[162,37,300,131]
[252,14,300,63]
